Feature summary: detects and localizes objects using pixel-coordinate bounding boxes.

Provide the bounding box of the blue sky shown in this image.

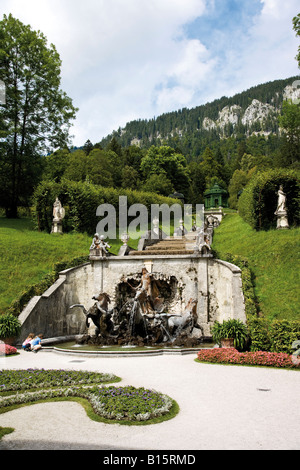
[185,0,263,45]
[1,0,299,146]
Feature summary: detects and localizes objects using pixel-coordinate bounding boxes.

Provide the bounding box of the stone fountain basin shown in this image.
[35,335,214,357]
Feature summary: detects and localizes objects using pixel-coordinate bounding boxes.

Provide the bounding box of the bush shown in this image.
[238,168,300,230]
[247,316,271,352]
[269,320,300,354]
[211,319,249,351]
[0,314,21,338]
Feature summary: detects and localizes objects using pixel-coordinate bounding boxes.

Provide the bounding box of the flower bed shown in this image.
[0,368,119,392]
[0,370,177,424]
[89,386,173,422]
[0,344,18,356]
[197,348,300,369]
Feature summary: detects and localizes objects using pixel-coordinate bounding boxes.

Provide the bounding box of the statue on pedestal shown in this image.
[275,185,289,230]
[51,197,65,233]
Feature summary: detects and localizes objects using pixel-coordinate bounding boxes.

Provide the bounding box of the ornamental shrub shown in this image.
[238,168,300,230]
[0,314,21,338]
[269,320,300,354]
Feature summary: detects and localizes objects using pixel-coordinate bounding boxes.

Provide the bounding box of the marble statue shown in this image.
[275,185,287,214]
[275,185,289,229]
[51,197,65,233]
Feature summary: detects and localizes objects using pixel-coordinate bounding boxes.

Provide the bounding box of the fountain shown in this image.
[70,267,201,348]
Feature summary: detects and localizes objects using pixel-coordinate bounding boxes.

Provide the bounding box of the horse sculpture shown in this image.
[166,299,199,341]
[70,293,113,336]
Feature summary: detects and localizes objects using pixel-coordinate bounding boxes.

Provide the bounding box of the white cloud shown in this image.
[1,0,299,146]
[1,0,210,144]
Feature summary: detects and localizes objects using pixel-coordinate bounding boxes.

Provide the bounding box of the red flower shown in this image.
[0,343,18,356]
[197,348,298,368]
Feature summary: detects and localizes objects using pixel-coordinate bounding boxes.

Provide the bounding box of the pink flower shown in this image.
[0,343,18,356]
[197,348,298,368]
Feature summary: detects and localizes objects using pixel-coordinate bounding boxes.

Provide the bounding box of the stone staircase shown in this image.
[129,232,197,256]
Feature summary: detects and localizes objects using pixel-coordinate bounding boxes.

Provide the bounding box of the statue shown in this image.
[275,185,287,214]
[70,293,114,337]
[275,185,289,229]
[51,197,65,233]
[90,234,111,257]
[124,268,163,315]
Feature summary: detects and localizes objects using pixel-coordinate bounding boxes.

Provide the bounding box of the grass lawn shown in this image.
[212,213,300,322]
[0,218,130,314]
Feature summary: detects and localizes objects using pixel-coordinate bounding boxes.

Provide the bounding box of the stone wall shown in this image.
[17,255,246,343]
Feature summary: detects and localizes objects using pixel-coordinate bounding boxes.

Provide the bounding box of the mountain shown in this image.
[98,76,300,161]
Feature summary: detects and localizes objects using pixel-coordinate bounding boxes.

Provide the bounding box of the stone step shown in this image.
[129,249,195,256]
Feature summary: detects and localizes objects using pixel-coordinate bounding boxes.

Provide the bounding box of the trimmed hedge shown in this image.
[32,179,180,235]
[238,169,300,230]
[215,252,300,353]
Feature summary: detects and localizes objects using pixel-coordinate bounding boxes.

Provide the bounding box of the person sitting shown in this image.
[22,333,35,351]
[30,334,44,353]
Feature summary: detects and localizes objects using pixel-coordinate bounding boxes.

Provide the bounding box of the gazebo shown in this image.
[204,183,228,209]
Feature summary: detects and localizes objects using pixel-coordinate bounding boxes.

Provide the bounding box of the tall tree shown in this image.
[293,13,300,68]
[0,14,77,217]
[140,146,190,195]
[278,100,300,166]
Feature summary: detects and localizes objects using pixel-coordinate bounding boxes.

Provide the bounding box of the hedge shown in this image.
[215,252,300,353]
[238,169,300,230]
[32,179,181,235]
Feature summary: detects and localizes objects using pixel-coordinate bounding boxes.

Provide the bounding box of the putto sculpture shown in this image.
[90,233,111,258]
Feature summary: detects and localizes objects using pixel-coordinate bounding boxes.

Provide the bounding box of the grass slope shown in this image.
[0,218,125,314]
[212,213,300,321]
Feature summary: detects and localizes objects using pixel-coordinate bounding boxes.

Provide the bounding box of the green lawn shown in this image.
[212,213,300,321]
[0,218,126,314]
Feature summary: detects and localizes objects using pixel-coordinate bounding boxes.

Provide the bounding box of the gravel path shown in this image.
[0,349,299,450]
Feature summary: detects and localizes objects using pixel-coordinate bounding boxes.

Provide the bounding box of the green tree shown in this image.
[63,150,88,182]
[0,14,77,217]
[121,165,140,190]
[86,149,114,187]
[293,13,300,67]
[143,173,174,197]
[140,146,190,195]
[199,147,222,189]
[82,139,94,155]
[228,169,249,209]
[278,100,300,166]
[42,148,70,182]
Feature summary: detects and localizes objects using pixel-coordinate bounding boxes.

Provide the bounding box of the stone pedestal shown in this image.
[276,210,289,230]
[51,220,63,234]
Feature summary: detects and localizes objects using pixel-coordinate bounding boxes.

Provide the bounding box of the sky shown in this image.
[1,0,299,147]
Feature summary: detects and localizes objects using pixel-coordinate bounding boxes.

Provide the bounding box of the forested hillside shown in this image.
[98,76,299,160]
